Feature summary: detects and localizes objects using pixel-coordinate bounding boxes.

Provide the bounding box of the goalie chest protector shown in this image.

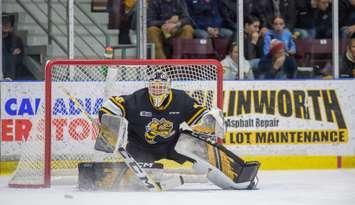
[114,88,206,152]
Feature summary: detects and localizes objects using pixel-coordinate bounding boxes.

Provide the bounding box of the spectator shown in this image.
[258,39,297,79]
[107,0,136,44]
[263,16,296,56]
[219,0,237,34]
[340,38,355,78]
[147,0,194,59]
[314,0,332,39]
[2,14,24,80]
[339,0,355,38]
[253,0,296,33]
[244,0,256,18]
[221,41,254,80]
[293,0,317,39]
[219,0,257,41]
[244,16,263,59]
[244,15,263,77]
[186,0,233,39]
[120,0,136,44]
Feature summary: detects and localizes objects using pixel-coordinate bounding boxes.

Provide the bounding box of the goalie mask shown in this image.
[147,71,171,108]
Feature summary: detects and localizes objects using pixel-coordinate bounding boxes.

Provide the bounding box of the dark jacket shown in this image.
[314,6,332,39]
[219,0,237,31]
[147,0,191,27]
[253,0,296,31]
[186,0,223,30]
[244,32,263,60]
[258,54,297,79]
[339,0,355,28]
[294,0,316,29]
[2,32,24,79]
[244,0,256,18]
[340,54,355,78]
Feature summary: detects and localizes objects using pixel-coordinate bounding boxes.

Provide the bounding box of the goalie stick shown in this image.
[61,87,162,191]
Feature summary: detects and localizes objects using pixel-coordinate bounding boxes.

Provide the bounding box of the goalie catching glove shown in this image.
[191,108,226,144]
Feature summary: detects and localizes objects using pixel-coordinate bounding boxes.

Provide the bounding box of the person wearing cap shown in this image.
[2,14,24,80]
[258,39,297,79]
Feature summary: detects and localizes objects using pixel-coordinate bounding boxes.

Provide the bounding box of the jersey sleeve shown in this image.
[98,96,126,121]
[184,94,208,126]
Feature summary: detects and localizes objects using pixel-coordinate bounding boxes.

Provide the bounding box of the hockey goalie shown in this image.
[81,70,260,191]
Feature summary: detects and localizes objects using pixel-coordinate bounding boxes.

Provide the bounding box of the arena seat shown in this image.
[295,39,333,69]
[212,38,231,60]
[171,38,218,59]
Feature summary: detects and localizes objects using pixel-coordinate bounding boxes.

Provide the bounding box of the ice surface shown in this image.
[1,169,355,205]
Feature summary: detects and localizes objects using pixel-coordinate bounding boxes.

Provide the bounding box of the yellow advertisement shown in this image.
[222,80,355,157]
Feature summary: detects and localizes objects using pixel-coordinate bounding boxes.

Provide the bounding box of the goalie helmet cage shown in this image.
[8,59,223,188]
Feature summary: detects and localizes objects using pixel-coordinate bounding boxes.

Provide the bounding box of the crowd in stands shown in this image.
[141,0,355,80]
[2,0,355,80]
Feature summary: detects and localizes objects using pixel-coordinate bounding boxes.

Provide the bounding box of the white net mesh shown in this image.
[9,59,222,187]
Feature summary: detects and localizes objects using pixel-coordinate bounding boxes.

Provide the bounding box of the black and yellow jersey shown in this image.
[98,88,207,156]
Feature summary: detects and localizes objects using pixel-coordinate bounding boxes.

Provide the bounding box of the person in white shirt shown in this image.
[221,41,254,80]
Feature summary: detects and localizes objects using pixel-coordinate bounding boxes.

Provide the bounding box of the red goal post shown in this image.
[8,59,223,188]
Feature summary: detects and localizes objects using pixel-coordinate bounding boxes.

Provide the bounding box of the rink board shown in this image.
[1,80,355,175]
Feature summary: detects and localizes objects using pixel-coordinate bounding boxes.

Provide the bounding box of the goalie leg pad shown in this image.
[210,144,261,187]
[78,162,135,191]
[78,162,184,191]
[236,161,260,184]
[175,133,260,190]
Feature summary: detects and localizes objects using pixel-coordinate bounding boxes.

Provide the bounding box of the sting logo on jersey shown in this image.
[144,118,174,144]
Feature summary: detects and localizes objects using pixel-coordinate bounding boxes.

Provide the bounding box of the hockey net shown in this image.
[8,59,223,188]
